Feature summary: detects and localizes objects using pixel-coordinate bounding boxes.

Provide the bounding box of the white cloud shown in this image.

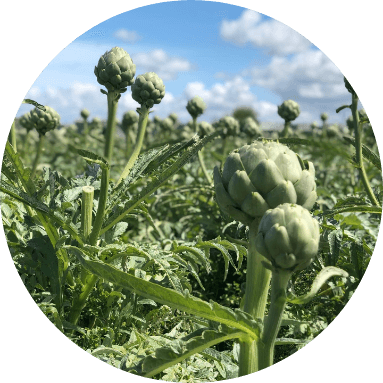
[113,29,141,43]
[220,10,311,55]
[132,49,194,81]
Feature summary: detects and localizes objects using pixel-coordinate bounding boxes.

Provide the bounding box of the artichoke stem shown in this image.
[238,219,272,376]
[351,93,380,207]
[117,105,149,185]
[280,120,291,138]
[193,117,212,184]
[30,134,45,179]
[258,269,291,370]
[81,186,94,241]
[104,90,120,163]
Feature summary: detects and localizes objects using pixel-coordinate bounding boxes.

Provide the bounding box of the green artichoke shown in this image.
[131,72,165,108]
[186,96,206,119]
[169,113,178,123]
[81,109,90,119]
[122,110,138,133]
[255,203,320,271]
[310,121,318,130]
[29,106,60,136]
[94,47,136,93]
[91,117,103,131]
[198,121,214,137]
[218,116,240,138]
[161,117,174,132]
[320,113,328,122]
[241,117,261,138]
[326,124,341,138]
[277,100,300,122]
[19,112,34,132]
[213,141,317,226]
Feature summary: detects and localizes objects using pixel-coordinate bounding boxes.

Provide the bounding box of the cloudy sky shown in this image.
[16,1,351,126]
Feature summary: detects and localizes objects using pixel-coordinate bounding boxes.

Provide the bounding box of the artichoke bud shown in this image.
[241,117,261,138]
[169,113,178,123]
[218,116,240,138]
[255,203,320,271]
[161,117,174,131]
[29,106,60,136]
[122,110,138,133]
[94,47,136,93]
[131,72,165,109]
[186,96,206,119]
[19,112,34,132]
[198,121,214,137]
[277,100,300,122]
[80,109,90,120]
[320,113,328,122]
[214,142,317,226]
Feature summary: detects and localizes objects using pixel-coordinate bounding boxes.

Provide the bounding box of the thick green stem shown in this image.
[81,186,94,241]
[280,120,291,138]
[88,166,110,246]
[351,93,380,206]
[192,117,212,184]
[124,131,131,159]
[117,106,149,185]
[238,219,272,376]
[258,270,291,370]
[30,134,45,179]
[104,91,120,163]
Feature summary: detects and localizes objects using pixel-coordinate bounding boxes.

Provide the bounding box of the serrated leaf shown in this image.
[76,148,109,170]
[68,246,261,340]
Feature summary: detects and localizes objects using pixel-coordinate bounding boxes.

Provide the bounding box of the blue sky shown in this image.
[17,0,351,125]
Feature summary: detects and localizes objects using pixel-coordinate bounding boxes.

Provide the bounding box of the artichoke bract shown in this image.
[255,203,320,271]
[241,117,261,138]
[213,141,317,226]
[29,106,60,136]
[131,72,165,108]
[94,47,136,93]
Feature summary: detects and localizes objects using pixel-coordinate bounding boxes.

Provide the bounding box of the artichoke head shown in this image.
[199,121,214,137]
[320,113,328,122]
[241,117,261,138]
[94,47,136,93]
[81,109,90,119]
[278,100,300,122]
[122,110,138,132]
[29,106,60,135]
[214,141,317,226]
[161,117,174,131]
[186,96,206,119]
[131,72,165,109]
[255,203,320,271]
[169,113,178,123]
[19,112,34,132]
[218,116,240,138]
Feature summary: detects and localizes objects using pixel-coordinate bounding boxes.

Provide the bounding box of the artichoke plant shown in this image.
[186,96,206,120]
[161,117,174,132]
[214,141,317,226]
[131,72,165,109]
[169,113,178,124]
[326,124,341,139]
[255,203,320,271]
[29,105,61,136]
[94,47,136,93]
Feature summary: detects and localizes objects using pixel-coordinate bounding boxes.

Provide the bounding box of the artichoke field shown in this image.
[2,44,382,383]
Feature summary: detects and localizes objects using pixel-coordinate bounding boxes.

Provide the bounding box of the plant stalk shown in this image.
[351,93,380,206]
[117,106,149,185]
[192,117,212,184]
[258,269,291,370]
[280,120,291,138]
[81,186,94,241]
[104,90,120,163]
[238,219,272,376]
[30,134,45,179]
